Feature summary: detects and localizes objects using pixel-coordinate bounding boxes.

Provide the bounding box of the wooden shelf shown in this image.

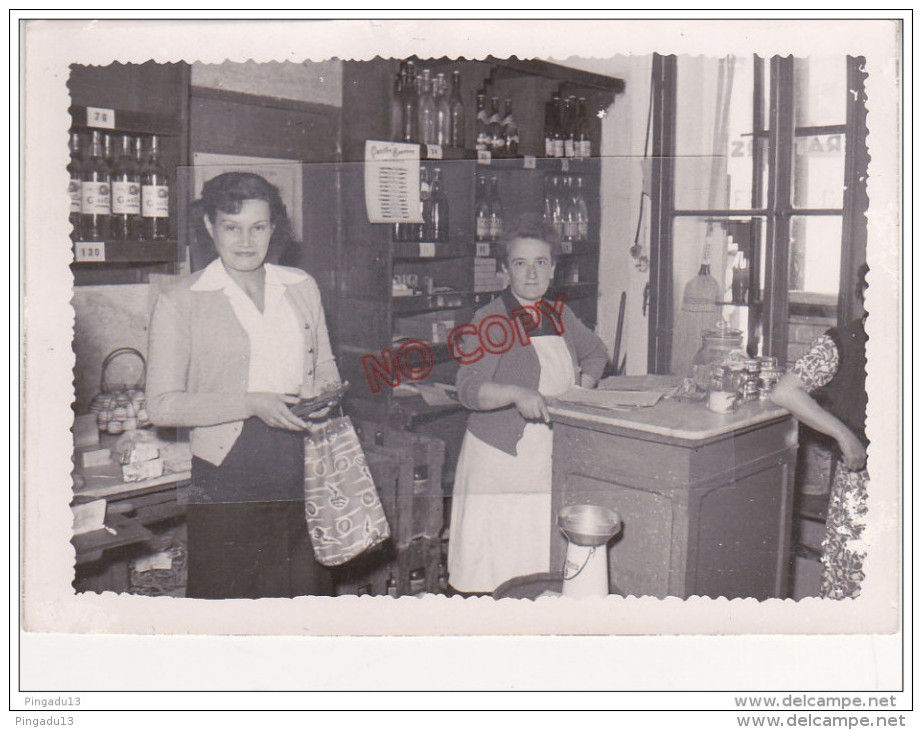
[69,104,181,137]
[71,239,178,265]
[390,241,468,260]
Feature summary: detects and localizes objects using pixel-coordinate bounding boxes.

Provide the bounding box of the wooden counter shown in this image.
[548,398,798,600]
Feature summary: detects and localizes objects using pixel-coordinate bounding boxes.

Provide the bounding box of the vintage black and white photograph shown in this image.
[18,15,905,698]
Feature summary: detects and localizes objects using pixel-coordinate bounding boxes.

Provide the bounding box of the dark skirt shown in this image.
[185,418,332,599]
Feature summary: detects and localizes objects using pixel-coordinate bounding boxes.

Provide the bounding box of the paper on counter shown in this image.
[364,140,422,224]
[598,374,681,393]
[557,386,664,409]
[413,382,459,406]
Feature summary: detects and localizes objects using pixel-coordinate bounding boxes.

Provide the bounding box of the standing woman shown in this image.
[771,264,870,599]
[147,172,340,599]
[448,216,608,594]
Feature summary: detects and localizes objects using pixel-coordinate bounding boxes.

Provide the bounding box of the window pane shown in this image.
[794,57,847,128]
[793,133,846,209]
[788,216,842,299]
[675,55,760,210]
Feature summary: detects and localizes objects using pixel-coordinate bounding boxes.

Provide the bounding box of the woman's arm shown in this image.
[472,382,550,422]
[145,290,251,428]
[565,306,608,388]
[771,372,867,471]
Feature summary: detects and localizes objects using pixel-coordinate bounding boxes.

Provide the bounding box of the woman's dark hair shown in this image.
[497,213,563,265]
[196,172,300,266]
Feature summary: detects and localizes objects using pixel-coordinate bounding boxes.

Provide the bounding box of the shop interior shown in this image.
[68,55,868,600]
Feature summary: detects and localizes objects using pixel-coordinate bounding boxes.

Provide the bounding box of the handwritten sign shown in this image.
[475,243,491,257]
[523,155,537,169]
[477,150,491,165]
[426,144,443,160]
[86,107,116,129]
[74,242,106,262]
[364,141,422,224]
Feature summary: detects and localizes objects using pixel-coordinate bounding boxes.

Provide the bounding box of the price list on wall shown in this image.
[364,141,422,224]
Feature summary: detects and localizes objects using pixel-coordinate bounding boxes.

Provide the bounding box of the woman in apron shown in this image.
[448,215,608,594]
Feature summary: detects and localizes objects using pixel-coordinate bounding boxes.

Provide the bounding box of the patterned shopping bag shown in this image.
[303,416,391,566]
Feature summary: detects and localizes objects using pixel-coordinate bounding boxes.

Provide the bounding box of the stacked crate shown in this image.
[332,420,445,597]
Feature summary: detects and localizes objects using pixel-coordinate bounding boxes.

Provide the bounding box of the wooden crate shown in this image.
[355,419,445,547]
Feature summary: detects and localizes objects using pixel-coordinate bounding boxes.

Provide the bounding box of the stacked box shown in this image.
[394,312,457,344]
[332,422,446,597]
[474,257,505,293]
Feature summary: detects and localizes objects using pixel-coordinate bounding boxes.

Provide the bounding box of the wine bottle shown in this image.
[402,61,418,144]
[389,62,405,142]
[435,73,451,147]
[551,93,564,158]
[575,176,589,240]
[474,92,489,152]
[487,97,504,156]
[417,69,436,146]
[111,134,141,241]
[67,132,82,241]
[429,167,449,243]
[487,175,504,241]
[475,175,490,242]
[544,102,556,158]
[576,97,592,159]
[102,132,114,167]
[501,98,519,157]
[140,135,170,241]
[564,96,577,158]
[417,166,430,242]
[80,130,110,241]
[448,70,465,148]
[549,175,564,239]
[562,176,578,242]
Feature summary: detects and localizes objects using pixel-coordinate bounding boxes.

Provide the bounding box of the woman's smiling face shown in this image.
[205,198,274,274]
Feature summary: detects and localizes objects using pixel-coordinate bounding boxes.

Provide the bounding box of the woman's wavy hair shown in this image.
[192,171,300,266]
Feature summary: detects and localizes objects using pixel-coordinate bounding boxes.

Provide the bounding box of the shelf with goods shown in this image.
[67,63,189,285]
[335,58,622,428]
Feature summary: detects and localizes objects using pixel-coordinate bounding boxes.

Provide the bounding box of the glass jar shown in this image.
[691,321,745,391]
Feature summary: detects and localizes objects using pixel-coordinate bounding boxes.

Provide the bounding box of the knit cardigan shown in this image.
[456,292,608,456]
[146,263,340,466]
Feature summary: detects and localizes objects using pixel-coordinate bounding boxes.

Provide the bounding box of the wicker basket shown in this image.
[88,347,150,434]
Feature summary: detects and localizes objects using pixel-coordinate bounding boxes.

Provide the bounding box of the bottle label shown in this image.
[565,139,576,158]
[81,182,110,214]
[579,140,592,158]
[563,220,578,239]
[578,221,589,239]
[552,140,564,158]
[545,137,554,157]
[69,178,82,213]
[142,185,170,217]
[111,181,141,215]
[476,216,490,239]
[489,218,503,239]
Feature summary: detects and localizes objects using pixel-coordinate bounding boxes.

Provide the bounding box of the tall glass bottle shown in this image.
[428,167,449,243]
[576,97,592,159]
[102,133,114,167]
[551,93,564,158]
[487,97,504,156]
[80,130,110,241]
[564,96,577,158]
[141,135,170,241]
[487,175,504,241]
[475,175,490,242]
[402,61,418,144]
[434,73,451,146]
[549,175,564,239]
[542,175,555,228]
[67,132,83,241]
[575,176,590,240]
[389,62,405,142]
[417,166,430,242]
[501,99,519,157]
[111,134,142,241]
[543,102,555,158]
[448,70,465,148]
[417,69,436,146]
[474,92,489,151]
[562,176,578,242]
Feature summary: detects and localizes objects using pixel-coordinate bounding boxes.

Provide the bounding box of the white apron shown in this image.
[447,336,576,593]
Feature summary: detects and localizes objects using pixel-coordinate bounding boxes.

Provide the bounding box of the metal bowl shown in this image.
[557,504,622,547]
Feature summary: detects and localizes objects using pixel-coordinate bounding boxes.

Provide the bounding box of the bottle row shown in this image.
[385,60,596,159]
[393,167,450,243]
[68,130,171,242]
[543,175,591,243]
